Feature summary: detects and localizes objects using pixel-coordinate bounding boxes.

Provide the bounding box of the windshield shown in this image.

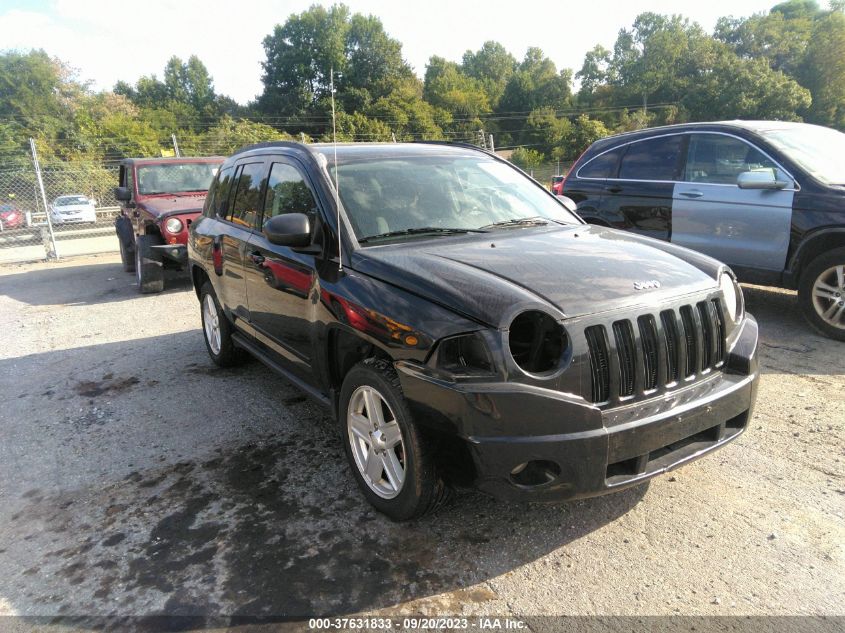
[328,155,578,243]
[55,196,88,206]
[137,163,219,195]
[765,125,845,185]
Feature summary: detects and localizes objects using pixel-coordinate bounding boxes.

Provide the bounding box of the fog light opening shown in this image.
[510,460,561,488]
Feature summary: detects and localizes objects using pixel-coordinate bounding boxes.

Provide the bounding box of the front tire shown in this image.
[135,234,164,293]
[199,282,243,367]
[798,247,845,341]
[339,359,449,521]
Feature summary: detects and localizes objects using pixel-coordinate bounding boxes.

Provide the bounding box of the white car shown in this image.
[50,195,97,224]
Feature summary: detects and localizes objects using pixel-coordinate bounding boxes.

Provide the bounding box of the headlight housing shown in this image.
[719,270,744,323]
[434,332,495,377]
[508,310,568,375]
[164,217,184,234]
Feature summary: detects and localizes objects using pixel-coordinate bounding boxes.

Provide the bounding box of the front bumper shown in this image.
[151,243,188,264]
[397,314,759,502]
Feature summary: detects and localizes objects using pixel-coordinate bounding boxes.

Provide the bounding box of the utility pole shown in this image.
[488,134,495,152]
[29,138,58,259]
[171,134,181,157]
[300,132,306,143]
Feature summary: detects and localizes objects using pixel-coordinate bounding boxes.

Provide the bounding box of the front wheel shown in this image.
[798,247,845,341]
[339,359,449,521]
[135,234,164,293]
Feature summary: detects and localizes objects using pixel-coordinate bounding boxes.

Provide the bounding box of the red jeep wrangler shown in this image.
[114,157,223,293]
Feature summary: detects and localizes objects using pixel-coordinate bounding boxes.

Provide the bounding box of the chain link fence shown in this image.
[0,161,121,263]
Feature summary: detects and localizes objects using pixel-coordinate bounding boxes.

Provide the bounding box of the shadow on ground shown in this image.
[0,261,191,307]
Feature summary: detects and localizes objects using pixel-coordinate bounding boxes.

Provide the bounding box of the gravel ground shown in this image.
[0,253,842,626]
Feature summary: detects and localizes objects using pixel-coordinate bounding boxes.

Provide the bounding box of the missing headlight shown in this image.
[508,310,567,374]
[435,332,494,376]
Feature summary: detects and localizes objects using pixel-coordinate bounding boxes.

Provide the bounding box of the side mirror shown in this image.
[737,170,790,190]
[114,186,131,201]
[264,213,311,247]
[556,194,578,213]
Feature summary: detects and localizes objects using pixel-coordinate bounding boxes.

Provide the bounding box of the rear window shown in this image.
[578,147,624,179]
[618,135,683,181]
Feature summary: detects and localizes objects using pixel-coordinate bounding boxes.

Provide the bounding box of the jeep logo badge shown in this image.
[633,280,661,290]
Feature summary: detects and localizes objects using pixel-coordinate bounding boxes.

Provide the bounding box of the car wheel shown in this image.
[799,247,845,341]
[339,358,449,521]
[119,236,136,273]
[135,234,164,293]
[199,281,243,367]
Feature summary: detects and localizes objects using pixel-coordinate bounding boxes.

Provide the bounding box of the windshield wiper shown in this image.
[480,216,551,229]
[358,227,487,243]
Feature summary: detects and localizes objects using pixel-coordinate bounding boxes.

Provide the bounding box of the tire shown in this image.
[119,235,136,273]
[135,234,164,293]
[199,281,244,367]
[798,247,845,341]
[115,218,135,273]
[339,358,449,521]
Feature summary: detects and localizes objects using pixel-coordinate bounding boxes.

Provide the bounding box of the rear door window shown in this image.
[684,134,781,184]
[618,135,684,181]
[228,162,265,229]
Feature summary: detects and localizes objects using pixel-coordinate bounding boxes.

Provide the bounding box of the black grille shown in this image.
[660,310,680,384]
[586,298,727,403]
[638,315,659,391]
[612,320,636,397]
[679,305,697,378]
[585,326,610,403]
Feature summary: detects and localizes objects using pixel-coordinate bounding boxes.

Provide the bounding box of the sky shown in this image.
[0,0,781,105]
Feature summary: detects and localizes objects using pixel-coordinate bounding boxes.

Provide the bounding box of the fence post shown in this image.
[29,138,58,260]
[171,134,181,158]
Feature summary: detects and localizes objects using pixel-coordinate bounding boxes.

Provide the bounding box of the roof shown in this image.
[121,156,225,165]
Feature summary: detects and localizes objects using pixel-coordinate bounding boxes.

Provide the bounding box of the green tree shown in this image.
[461,41,517,107]
[510,147,545,170]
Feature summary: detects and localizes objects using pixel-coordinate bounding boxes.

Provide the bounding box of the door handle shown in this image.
[679,190,704,198]
[249,251,265,266]
[606,185,623,193]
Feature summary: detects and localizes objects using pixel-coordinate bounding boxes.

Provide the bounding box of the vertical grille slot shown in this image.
[585,325,610,403]
[679,306,697,377]
[613,320,636,397]
[697,301,713,369]
[660,310,680,384]
[712,299,726,365]
[637,315,659,391]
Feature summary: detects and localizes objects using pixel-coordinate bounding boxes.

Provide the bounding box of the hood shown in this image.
[351,225,720,328]
[53,203,92,212]
[137,194,206,217]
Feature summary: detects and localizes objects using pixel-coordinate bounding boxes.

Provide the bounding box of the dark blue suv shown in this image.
[563,121,845,340]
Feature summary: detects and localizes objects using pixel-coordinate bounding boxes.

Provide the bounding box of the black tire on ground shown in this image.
[199,281,244,367]
[135,234,164,293]
[115,217,135,273]
[798,246,845,341]
[339,358,450,521]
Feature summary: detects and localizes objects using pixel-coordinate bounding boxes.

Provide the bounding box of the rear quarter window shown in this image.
[578,146,624,178]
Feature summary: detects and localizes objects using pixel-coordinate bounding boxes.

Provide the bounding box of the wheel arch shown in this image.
[787,227,845,287]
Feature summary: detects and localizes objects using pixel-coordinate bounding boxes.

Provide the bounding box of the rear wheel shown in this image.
[799,247,845,341]
[340,359,449,521]
[135,234,164,293]
[199,282,243,367]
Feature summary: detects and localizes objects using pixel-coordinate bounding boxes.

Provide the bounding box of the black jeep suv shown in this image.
[563,121,845,340]
[188,141,759,520]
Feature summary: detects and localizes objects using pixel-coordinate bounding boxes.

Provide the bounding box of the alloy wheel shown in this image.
[811,264,845,330]
[203,294,222,355]
[347,385,406,499]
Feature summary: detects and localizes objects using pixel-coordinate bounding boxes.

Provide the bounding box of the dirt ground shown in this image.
[0,253,842,627]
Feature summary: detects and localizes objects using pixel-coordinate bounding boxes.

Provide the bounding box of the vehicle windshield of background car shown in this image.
[329,156,579,243]
[136,164,218,195]
[765,125,845,186]
[54,195,89,206]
